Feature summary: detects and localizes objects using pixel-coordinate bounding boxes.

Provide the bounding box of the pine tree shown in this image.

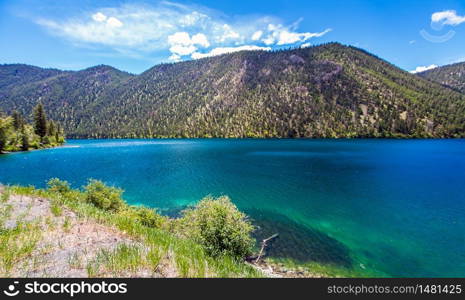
[55,123,61,143]
[20,127,29,151]
[47,120,56,137]
[0,117,9,152]
[0,130,6,152]
[12,110,24,130]
[33,103,47,138]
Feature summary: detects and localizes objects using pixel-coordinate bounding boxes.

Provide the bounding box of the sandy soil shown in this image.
[0,188,169,277]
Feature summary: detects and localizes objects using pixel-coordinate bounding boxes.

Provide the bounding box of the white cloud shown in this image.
[34,2,331,62]
[169,44,197,56]
[274,28,331,45]
[168,54,181,62]
[191,33,210,47]
[277,31,307,45]
[191,45,271,59]
[106,17,123,28]
[167,32,209,56]
[218,24,240,42]
[251,30,263,41]
[301,43,311,48]
[262,36,275,45]
[168,32,192,46]
[410,64,438,74]
[432,10,465,26]
[259,24,331,46]
[92,12,107,22]
[179,11,209,27]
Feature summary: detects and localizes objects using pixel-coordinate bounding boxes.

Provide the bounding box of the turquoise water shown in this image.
[1,139,465,277]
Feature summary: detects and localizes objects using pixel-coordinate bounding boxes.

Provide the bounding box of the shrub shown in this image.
[50,200,63,216]
[121,206,167,229]
[133,206,167,228]
[47,178,71,195]
[179,196,254,259]
[84,179,125,212]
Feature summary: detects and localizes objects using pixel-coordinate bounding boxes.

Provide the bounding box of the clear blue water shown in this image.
[1,139,465,277]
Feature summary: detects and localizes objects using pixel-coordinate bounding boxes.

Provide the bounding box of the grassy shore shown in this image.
[0,183,263,277]
[0,180,378,278]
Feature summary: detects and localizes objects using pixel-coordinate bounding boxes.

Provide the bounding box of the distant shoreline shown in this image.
[63,137,465,140]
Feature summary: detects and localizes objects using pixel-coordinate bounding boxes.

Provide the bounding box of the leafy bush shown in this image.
[179,196,254,259]
[47,178,71,195]
[121,206,167,229]
[84,179,125,212]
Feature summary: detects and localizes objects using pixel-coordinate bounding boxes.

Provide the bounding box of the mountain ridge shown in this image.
[1,43,464,138]
[418,61,465,94]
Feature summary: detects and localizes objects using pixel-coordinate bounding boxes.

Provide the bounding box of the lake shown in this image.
[1,139,464,277]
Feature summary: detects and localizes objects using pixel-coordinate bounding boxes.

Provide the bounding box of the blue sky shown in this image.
[1,0,465,74]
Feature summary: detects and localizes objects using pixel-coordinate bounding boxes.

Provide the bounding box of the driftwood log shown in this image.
[255,233,279,263]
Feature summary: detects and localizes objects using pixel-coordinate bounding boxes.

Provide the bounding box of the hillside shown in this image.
[1,43,465,138]
[419,62,465,94]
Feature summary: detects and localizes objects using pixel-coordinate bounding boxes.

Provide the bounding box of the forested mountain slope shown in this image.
[1,43,464,138]
[419,62,465,94]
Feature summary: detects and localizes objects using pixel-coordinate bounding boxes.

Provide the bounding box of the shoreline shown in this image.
[0,183,353,278]
[64,136,465,140]
[0,142,66,155]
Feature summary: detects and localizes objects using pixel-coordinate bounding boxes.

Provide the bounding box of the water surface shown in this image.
[1,139,464,277]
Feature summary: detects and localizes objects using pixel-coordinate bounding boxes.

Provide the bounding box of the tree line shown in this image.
[0,103,65,153]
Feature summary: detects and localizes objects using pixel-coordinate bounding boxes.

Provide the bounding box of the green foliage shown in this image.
[47,178,71,195]
[0,106,64,154]
[0,117,12,152]
[178,196,254,259]
[0,222,41,276]
[0,188,10,203]
[91,244,145,276]
[20,130,29,151]
[124,206,167,229]
[419,62,465,94]
[50,200,63,217]
[1,44,464,138]
[84,179,125,212]
[11,111,24,130]
[33,103,47,138]
[9,182,262,278]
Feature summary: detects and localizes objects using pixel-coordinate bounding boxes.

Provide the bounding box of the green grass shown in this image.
[1,187,10,203]
[50,200,63,217]
[0,221,41,276]
[62,216,71,232]
[89,244,145,276]
[9,185,262,278]
[68,252,83,269]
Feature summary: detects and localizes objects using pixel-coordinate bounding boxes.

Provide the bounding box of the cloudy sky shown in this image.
[1,0,464,73]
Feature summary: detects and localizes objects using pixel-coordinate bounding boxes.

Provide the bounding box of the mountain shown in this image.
[0,64,64,91]
[1,43,465,138]
[0,64,133,135]
[418,62,465,94]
